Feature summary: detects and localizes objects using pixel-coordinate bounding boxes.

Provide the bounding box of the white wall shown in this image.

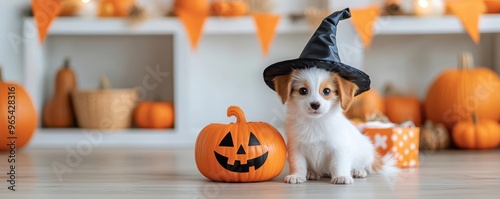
[0,0,31,82]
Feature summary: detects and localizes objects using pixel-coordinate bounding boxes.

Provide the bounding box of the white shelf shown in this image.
[376,14,500,35]
[29,16,311,35]
[27,14,500,36]
[38,128,175,133]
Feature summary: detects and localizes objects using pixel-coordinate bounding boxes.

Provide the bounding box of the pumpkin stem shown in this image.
[227,106,247,124]
[0,66,3,82]
[63,57,70,68]
[472,112,478,124]
[459,52,474,70]
[99,75,111,90]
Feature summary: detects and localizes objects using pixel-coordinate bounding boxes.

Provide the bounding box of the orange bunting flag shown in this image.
[252,13,281,56]
[447,0,486,44]
[177,9,209,51]
[350,6,380,48]
[32,0,61,43]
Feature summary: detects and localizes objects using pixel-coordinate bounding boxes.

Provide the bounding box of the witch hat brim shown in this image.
[263,8,370,96]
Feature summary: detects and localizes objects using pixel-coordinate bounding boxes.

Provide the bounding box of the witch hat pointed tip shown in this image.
[299,8,352,62]
[341,7,351,19]
[330,7,351,22]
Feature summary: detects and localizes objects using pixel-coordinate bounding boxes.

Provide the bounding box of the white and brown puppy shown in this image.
[273,67,397,184]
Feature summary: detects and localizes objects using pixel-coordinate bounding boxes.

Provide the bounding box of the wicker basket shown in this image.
[245,0,275,13]
[72,77,138,130]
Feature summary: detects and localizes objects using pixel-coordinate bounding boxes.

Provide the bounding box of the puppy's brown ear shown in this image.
[273,74,293,104]
[334,74,358,111]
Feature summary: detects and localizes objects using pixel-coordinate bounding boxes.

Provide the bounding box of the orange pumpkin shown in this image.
[484,0,500,13]
[195,106,286,182]
[43,59,77,127]
[345,89,385,120]
[174,0,209,15]
[0,67,37,151]
[58,0,83,16]
[211,0,249,17]
[452,113,500,149]
[424,52,500,130]
[134,101,174,129]
[385,96,422,126]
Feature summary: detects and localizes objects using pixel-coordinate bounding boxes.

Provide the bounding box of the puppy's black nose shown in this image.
[310,102,320,110]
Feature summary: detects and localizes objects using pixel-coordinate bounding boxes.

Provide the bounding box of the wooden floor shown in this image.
[1,148,500,198]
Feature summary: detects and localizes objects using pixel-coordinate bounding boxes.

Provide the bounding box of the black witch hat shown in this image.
[263,8,370,96]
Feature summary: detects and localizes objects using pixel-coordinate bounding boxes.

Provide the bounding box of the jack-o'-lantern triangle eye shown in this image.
[219,132,234,147]
[249,132,260,146]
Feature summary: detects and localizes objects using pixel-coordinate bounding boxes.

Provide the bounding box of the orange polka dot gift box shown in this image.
[360,122,420,168]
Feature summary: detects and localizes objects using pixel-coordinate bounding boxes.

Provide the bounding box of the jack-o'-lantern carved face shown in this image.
[195,106,286,182]
[214,131,268,173]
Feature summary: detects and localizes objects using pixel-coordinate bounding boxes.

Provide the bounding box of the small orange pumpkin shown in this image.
[195,106,286,182]
[385,96,422,126]
[425,52,500,130]
[174,0,210,15]
[345,89,385,120]
[211,0,249,17]
[0,67,37,151]
[452,113,500,149]
[134,101,174,129]
[58,0,83,16]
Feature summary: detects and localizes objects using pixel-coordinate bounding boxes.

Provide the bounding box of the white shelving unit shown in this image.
[375,14,500,34]
[23,14,500,148]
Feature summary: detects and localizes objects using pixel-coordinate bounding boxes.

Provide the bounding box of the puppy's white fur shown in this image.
[273,68,397,184]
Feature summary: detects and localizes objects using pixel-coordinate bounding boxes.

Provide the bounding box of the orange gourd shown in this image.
[134,101,174,129]
[211,0,249,17]
[452,113,500,149]
[345,89,385,120]
[43,59,77,127]
[195,106,286,182]
[424,52,500,130]
[385,96,422,126]
[0,67,37,151]
[174,0,209,15]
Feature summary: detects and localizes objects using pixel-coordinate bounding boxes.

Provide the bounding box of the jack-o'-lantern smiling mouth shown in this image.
[214,151,268,173]
[214,131,269,173]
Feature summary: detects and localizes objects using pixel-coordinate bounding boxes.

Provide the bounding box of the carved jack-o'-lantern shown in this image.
[215,131,268,172]
[195,106,286,182]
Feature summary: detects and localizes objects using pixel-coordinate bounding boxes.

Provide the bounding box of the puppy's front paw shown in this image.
[307,171,322,180]
[331,176,354,184]
[284,174,306,184]
[352,169,367,178]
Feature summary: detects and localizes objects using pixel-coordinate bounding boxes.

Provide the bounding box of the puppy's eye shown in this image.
[323,88,331,95]
[298,88,308,95]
